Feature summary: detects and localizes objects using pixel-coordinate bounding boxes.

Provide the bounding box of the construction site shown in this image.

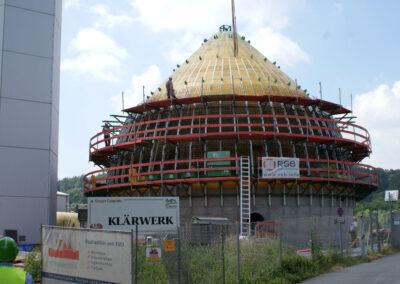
[83,21,377,246]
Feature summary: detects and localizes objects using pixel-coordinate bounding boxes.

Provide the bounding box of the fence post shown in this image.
[279,223,282,266]
[221,225,225,284]
[135,224,138,284]
[339,220,343,261]
[237,223,240,282]
[131,229,134,284]
[361,214,366,260]
[177,228,182,284]
[376,213,381,252]
[369,212,373,252]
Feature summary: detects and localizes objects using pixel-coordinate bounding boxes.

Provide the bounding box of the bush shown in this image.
[24,250,41,281]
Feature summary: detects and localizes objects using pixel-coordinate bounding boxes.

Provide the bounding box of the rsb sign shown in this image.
[262,157,300,178]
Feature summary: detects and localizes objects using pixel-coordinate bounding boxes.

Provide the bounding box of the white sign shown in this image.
[262,157,300,178]
[146,247,162,263]
[385,190,399,201]
[88,197,180,232]
[42,226,131,284]
[336,216,345,223]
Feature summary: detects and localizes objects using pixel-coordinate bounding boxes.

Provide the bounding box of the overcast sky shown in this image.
[59,0,400,178]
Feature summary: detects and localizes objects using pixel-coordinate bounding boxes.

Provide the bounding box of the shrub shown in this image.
[24,250,41,281]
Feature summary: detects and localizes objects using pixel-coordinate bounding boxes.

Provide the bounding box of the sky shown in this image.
[59,0,400,178]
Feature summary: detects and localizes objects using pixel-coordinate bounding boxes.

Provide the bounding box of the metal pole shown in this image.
[279,223,282,266]
[389,195,393,244]
[237,223,240,282]
[131,229,134,284]
[339,221,343,260]
[369,212,373,252]
[222,226,225,284]
[350,93,353,112]
[122,91,125,111]
[177,228,181,284]
[376,213,381,252]
[319,82,322,100]
[339,88,342,105]
[361,214,366,260]
[135,224,138,284]
[142,86,145,104]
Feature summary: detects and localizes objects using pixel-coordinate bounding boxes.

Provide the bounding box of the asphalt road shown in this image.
[302,252,400,284]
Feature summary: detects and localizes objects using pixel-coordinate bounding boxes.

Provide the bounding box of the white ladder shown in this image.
[240,156,251,238]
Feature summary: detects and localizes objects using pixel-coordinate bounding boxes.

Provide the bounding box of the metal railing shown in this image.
[84,157,377,194]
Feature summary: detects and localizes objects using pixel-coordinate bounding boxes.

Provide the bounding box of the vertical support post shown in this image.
[389,195,393,244]
[237,223,240,282]
[338,88,342,106]
[268,184,271,207]
[319,82,322,100]
[177,228,181,284]
[376,213,381,252]
[361,214,366,260]
[350,93,353,112]
[142,86,145,104]
[339,221,343,261]
[279,224,283,266]
[222,226,225,284]
[122,91,125,111]
[131,229,134,284]
[369,212,373,252]
[135,224,138,284]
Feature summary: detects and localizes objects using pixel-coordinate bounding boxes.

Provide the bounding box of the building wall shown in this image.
[0,0,61,244]
[57,193,69,212]
[179,190,354,247]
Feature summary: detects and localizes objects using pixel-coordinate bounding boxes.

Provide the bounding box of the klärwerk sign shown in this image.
[262,157,300,179]
[88,197,180,232]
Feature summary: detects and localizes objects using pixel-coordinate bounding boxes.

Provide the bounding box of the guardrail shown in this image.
[89,113,371,160]
[84,157,377,194]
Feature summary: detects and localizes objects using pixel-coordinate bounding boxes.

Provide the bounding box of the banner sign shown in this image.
[262,157,300,178]
[42,226,131,284]
[88,197,180,232]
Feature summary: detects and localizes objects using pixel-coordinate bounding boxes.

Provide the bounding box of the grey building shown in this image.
[0,0,61,244]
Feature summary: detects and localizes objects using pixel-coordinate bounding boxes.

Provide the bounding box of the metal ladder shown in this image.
[240,156,251,238]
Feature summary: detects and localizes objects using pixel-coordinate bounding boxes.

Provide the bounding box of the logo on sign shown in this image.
[49,240,79,260]
[264,159,297,170]
[165,198,177,208]
[89,223,103,229]
[262,157,299,178]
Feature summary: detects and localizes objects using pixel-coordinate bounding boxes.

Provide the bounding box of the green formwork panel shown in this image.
[164,173,179,180]
[180,172,197,179]
[207,151,231,167]
[206,170,231,177]
[147,174,161,181]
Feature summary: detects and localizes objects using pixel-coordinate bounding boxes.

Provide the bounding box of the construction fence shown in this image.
[131,213,391,284]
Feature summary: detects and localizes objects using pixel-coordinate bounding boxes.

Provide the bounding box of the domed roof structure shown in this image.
[149,25,307,102]
[85,25,377,244]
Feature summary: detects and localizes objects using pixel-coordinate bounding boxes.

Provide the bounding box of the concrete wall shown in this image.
[179,190,355,248]
[0,0,61,244]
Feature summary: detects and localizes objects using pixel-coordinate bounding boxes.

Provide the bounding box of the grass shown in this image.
[24,238,400,283]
